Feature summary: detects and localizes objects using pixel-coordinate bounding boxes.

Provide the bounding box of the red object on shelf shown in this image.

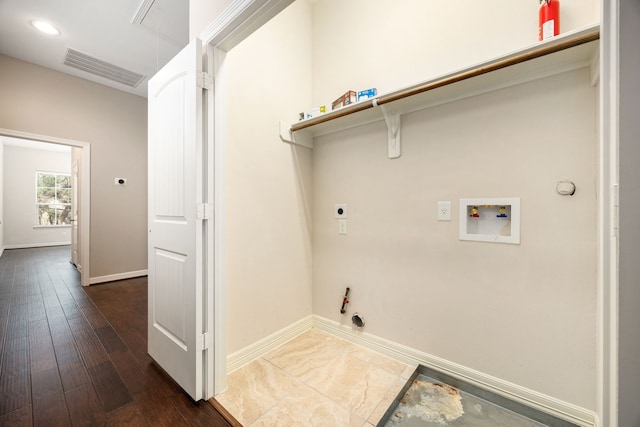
[538,0,560,41]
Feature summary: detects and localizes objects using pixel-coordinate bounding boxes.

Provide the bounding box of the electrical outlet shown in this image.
[437,201,451,221]
[335,204,348,218]
[338,219,348,235]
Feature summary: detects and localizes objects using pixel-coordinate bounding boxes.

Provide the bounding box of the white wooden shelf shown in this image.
[280,24,600,157]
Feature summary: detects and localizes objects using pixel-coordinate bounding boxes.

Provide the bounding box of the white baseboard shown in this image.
[225,314,596,427]
[3,242,71,249]
[312,315,597,427]
[89,269,148,285]
[0,247,4,258]
[227,315,313,373]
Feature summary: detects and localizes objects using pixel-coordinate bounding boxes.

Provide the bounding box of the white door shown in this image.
[148,38,209,401]
[71,160,79,268]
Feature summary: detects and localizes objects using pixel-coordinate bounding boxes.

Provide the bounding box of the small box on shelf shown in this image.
[332,90,357,110]
[357,88,377,101]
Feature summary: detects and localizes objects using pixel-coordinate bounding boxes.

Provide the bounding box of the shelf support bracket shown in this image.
[279,121,313,149]
[380,104,401,159]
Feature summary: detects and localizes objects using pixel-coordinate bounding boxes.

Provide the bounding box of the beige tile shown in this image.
[264,329,346,381]
[342,343,410,376]
[250,385,364,427]
[216,358,300,426]
[367,376,407,425]
[306,353,399,420]
[400,363,418,379]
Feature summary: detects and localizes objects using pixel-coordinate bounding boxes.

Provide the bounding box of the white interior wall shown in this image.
[312,67,597,410]
[191,0,600,412]
[308,0,599,411]
[0,54,148,280]
[311,0,600,106]
[3,143,71,247]
[224,0,313,353]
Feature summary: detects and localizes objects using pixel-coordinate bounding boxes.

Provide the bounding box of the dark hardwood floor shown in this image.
[0,246,234,426]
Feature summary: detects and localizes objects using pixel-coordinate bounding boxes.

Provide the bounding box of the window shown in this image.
[36,171,71,226]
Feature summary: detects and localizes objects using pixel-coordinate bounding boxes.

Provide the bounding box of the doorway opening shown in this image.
[0,128,91,286]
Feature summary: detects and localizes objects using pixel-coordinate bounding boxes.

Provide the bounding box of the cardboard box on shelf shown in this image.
[332,90,357,110]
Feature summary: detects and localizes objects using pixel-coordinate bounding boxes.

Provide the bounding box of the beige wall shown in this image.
[225,0,313,353]
[3,144,71,247]
[313,68,597,409]
[191,0,600,411]
[309,0,599,411]
[311,0,600,106]
[0,54,148,280]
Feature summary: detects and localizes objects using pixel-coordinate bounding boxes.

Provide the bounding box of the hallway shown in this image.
[0,246,234,426]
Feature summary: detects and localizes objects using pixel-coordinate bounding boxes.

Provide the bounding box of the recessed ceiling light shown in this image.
[31,20,60,36]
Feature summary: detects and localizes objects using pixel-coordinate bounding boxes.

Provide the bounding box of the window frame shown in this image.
[35,170,72,228]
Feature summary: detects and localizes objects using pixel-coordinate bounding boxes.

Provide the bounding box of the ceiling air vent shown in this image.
[63,48,146,88]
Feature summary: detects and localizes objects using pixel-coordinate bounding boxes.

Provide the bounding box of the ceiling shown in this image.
[0,0,189,98]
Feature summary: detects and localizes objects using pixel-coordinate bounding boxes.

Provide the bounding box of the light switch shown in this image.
[338,219,347,235]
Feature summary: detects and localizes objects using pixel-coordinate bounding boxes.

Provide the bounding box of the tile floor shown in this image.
[215,328,416,426]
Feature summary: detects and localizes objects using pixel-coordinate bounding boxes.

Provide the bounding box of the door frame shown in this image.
[599,0,619,425]
[71,160,80,267]
[198,0,295,395]
[0,128,91,287]
[199,1,621,421]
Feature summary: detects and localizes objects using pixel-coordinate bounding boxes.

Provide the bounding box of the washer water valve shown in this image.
[340,287,350,314]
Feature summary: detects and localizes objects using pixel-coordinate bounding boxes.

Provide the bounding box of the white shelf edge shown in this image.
[289,23,600,142]
[279,120,313,148]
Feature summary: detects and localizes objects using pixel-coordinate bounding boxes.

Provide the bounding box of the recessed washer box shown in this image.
[459,198,520,244]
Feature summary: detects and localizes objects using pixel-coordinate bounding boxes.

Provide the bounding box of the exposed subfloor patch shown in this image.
[378,366,579,427]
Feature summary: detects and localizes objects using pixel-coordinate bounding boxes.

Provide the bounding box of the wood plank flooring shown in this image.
[0,246,233,427]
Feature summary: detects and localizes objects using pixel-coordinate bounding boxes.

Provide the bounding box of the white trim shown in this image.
[199,0,294,51]
[211,45,228,395]
[0,128,91,287]
[89,269,148,285]
[0,248,4,258]
[313,315,597,427]
[203,44,217,401]
[198,0,294,397]
[222,314,597,426]
[598,0,619,426]
[225,315,313,375]
[3,242,71,249]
